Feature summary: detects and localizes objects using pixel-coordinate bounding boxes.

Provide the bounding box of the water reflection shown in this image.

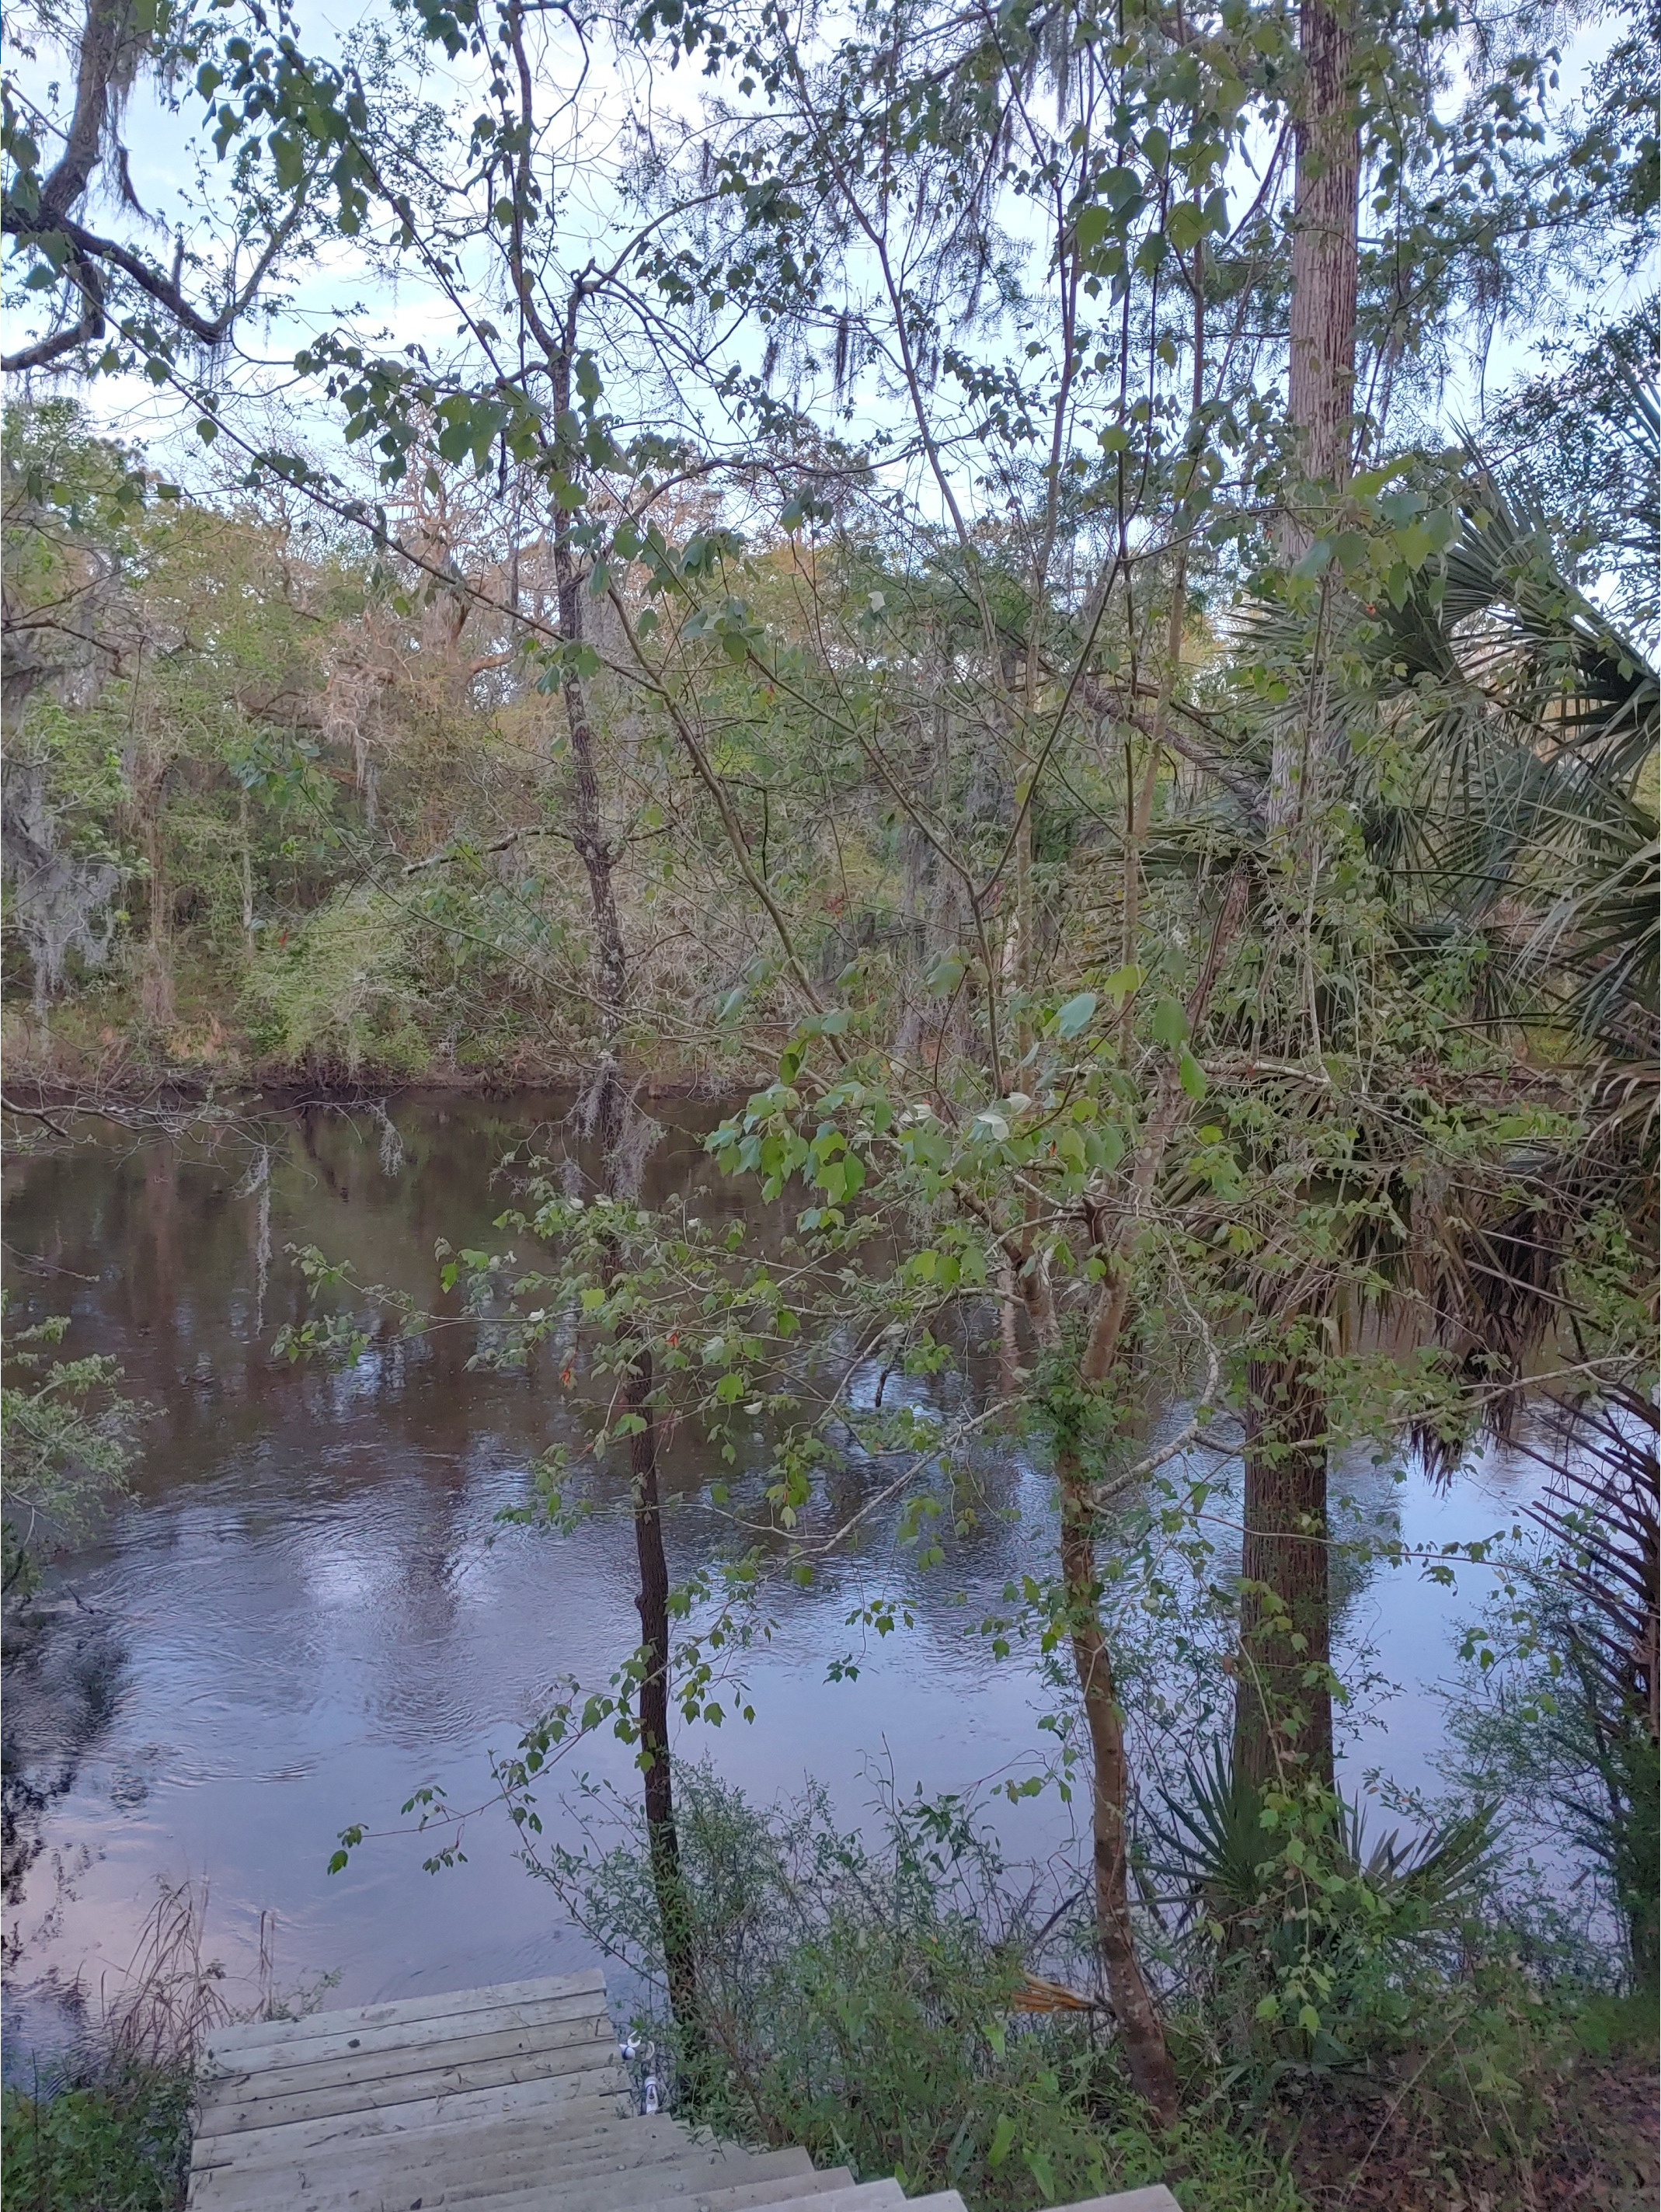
[1,1094,1544,2067]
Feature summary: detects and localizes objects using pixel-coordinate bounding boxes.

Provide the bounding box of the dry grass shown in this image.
[97,1877,237,2076]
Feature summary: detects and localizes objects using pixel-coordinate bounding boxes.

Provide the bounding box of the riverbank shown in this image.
[0,1024,767,1118]
[2,2058,194,2212]
[5,1991,1654,2212]
[0,1002,766,1108]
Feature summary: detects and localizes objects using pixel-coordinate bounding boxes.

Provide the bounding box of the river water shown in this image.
[1,1094,1547,2067]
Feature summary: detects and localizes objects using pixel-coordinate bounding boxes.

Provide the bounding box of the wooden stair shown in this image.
[185,1968,1179,2212]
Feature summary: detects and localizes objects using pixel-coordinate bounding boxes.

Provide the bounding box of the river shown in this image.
[0,1093,1548,2068]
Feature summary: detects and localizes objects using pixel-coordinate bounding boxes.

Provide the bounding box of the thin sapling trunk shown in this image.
[549,360,702,2061]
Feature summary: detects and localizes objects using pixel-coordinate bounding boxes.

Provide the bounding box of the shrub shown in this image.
[241,887,431,1078]
[2,1299,143,1601]
[1148,1745,1499,2075]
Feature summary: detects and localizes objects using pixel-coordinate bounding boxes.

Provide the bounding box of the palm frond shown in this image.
[1148,1745,1498,1936]
[1523,1386,1659,1741]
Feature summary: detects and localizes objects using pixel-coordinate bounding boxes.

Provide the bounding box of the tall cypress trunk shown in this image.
[1268,0,1360,838]
[1058,1448,1179,2121]
[550,363,701,2060]
[1232,1356,1334,1793]
[1285,0,1360,539]
[1248,3,1356,1733]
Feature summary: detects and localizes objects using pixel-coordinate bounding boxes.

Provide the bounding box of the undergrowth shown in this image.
[526,1762,1304,2212]
[2,2061,193,2212]
[531,1761,1655,2212]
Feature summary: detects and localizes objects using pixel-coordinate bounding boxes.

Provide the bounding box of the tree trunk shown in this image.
[1285,0,1360,544]
[1268,0,1360,838]
[1232,1356,1334,1794]
[1057,1448,1179,2121]
[139,754,175,1030]
[625,1338,700,2033]
[892,705,938,1066]
[550,376,701,2060]
[1252,13,1353,1720]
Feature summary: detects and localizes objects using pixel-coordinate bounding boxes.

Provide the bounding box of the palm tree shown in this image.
[1170,381,1657,1809]
[1360,402,1658,1982]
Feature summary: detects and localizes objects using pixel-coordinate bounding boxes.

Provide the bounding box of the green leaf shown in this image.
[1087,1122,1125,1172]
[1150,996,1189,1047]
[1178,1049,1207,1099]
[1376,485,1425,527]
[1023,2149,1057,2203]
[988,2116,1017,2170]
[1165,200,1206,253]
[1055,990,1097,1038]
[269,130,306,193]
[1293,537,1334,580]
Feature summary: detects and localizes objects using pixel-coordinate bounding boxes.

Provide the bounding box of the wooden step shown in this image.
[325,2151,847,2212]
[207,1971,608,2064]
[206,1982,614,2078]
[190,2109,710,2190]
[521,2158,855,2212]
[190,2125,781,2212]
[190,2068,632,2176]
[198,2019,622,2134]
[1048,2193,1182,2212]
[465,2179,907,2212]
[214,2146,837,2212]
[188,2120,707,2208]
